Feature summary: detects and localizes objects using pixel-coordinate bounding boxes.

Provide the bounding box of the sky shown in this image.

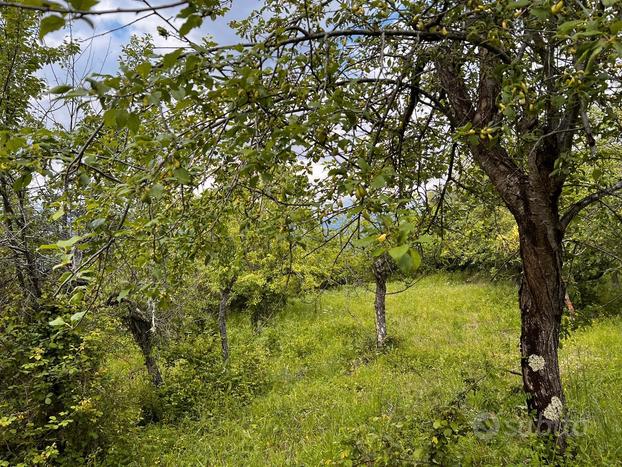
[38,0,261,126]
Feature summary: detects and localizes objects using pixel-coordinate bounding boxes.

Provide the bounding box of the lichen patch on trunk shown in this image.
[543,396,563,421]
[528,354,546,372]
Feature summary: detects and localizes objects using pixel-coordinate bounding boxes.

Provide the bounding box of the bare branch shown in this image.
[0,0,186,15]
[561,179,622,231]
[268,28,511,64]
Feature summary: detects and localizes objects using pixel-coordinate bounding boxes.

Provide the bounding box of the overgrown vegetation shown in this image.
[2,0,622,464]
[76,276,621,465]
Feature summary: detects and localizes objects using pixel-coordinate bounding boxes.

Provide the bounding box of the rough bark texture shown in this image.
[517,204,566,434]
[218,287,231,362]
[372,255,391,349]
[436,48,573,437]
[124,304,162,387]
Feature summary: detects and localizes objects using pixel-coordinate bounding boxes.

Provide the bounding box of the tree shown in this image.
[10,0,622,441]
[0,8,58,306]
[216,0,622,438]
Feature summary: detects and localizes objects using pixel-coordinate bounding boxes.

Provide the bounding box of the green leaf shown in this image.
[397,251,413,272]
[179,15,203,36]
[171,87,186,101]
[56,235,83,249]
[103,109,117,128]
[114,109,129,129]
[388,244,409,260]
[117,288,130,302]
[507,0,530,9]
[135,61,152,78]
[6,136,26,151]
[68,0,98,9]
[127,113,140,134]
[352,235,376,248]
[103,108,130,129]
[39,15,65,39]
[173,167,192,185]
[149,183,164,199]
[530,7,550,19]
[65,87,89,98]
[70,311,87,322]
[38,243,60,251]
[51,206,65,221]
[49,317,66,327]
[90,218,106,229]
[50,84,72,94]
[370,175,386,189]
[162,49,183,68]
[69,289,84,304]
[410,248,422,271]
[13,172,32,191]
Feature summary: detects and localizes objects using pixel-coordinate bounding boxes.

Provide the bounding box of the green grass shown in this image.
[102,274,622,466]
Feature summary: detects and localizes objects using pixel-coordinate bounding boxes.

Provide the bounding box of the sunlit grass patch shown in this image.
[104,274,622,466]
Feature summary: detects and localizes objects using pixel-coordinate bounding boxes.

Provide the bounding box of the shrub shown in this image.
[157,332,268,422]
[0,307,107,465]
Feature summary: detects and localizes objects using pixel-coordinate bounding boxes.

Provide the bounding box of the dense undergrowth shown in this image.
[84,274,622,466]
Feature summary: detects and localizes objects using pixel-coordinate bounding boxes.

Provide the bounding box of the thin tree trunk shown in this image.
[0,177,41,302]
[372,255,390,349]
[218,287,231,362]
[145,355,163,387]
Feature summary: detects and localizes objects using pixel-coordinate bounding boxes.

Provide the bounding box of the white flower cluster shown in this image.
[528,354,546,372]
[543,396,564,421]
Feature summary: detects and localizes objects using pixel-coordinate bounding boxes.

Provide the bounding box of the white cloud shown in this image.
[37,1,263,128]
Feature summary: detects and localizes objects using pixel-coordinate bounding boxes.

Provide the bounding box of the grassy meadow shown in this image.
[100,275,622,466]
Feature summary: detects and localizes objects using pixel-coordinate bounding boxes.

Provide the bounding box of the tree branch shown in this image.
[265,28,511,64]
[561,179,622,231]
[0,0,187,15]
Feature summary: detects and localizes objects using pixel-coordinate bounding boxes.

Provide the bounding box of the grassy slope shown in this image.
[111,274,622,466]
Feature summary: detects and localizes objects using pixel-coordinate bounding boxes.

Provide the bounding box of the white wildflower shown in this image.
[528,354,546,372]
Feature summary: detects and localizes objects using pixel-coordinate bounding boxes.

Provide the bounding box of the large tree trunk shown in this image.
[516,194,566,437]
[372,255,390,349]
[218,287,231,362]
[435,47,583,442]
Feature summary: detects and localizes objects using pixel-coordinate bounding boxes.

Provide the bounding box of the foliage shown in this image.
[434,188,521,278]
[79,275,621,466]
[0,308,107,465]
[156,329,269,422]
[2,0,622,464]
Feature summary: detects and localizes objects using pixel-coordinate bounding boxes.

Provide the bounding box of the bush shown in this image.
[0,307,107,465]
[157,331,268,422]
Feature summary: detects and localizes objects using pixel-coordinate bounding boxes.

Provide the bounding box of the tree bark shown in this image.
[372,255,390,349]
[0,176,42,303]
[218,286,231,362]
[436,50,570,439]
[515,187,567,438]
[123,303,163,387]
[145,355,163,387]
